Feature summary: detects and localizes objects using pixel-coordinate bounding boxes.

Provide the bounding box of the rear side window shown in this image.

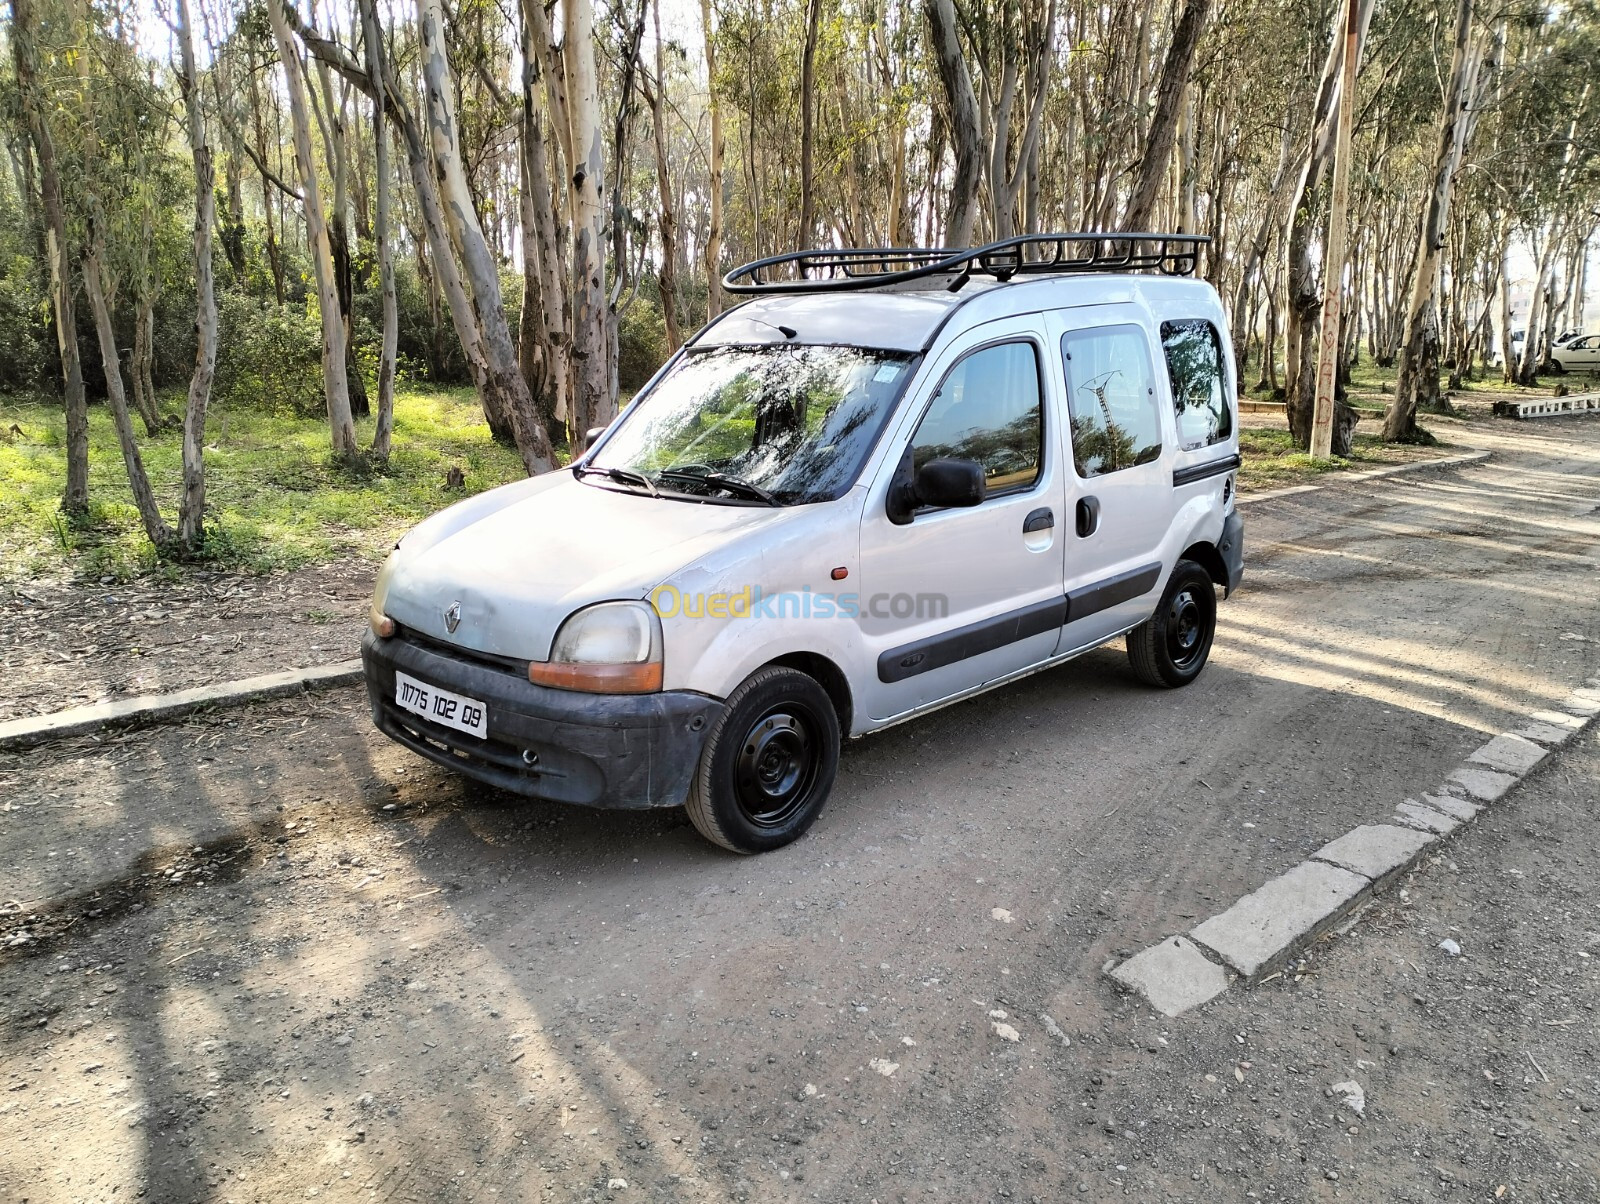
[912,340,1043,494]
[1061,326,1163,477]
[1161,319,1232,449]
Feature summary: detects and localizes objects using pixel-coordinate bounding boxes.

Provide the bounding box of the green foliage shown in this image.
[213,292,325,417]
[0,386,529,582]
[618,297,668,391]
[0,253,50,393]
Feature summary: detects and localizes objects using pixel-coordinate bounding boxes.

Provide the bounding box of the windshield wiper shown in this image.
[657,468,779,506]
[573,464,658,497]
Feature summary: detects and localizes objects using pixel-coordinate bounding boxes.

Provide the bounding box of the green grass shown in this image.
[1237,427,1445,493]
[0,387,534,582]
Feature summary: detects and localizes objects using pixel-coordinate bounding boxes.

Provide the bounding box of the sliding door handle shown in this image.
[1076,496,1101,538]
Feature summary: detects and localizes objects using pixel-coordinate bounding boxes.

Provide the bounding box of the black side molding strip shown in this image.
[876,561,1166,683]
[877,596,1068,684]
[1172,453,1241,488]
[1065,561,1163,622]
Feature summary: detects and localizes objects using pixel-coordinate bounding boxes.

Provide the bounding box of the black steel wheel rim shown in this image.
[734,705,821,829]
[1166,588,1207,669]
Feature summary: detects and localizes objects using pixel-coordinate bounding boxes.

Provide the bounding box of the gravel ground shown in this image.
[0,558,374,723]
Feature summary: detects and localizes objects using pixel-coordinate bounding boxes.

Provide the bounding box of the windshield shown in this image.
[585,344,916,504]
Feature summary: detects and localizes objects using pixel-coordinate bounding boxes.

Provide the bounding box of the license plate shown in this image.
[394,671,488,740]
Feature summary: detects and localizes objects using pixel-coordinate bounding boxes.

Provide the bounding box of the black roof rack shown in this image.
[722,232,1209,295]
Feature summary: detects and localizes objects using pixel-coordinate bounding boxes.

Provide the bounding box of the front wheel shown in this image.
[686,666,841,853]
[1126,560,1217,688]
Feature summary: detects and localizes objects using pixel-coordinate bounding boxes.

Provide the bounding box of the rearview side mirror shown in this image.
[886,452,987,524]
[585,425,608,451]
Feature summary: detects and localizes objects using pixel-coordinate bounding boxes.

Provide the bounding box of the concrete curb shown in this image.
[1237,449,1491,507]
[0,660,365,752]
[1106,675,1600,1018]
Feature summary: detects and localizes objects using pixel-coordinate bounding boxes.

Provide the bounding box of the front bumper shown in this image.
[361,630,723,808]
[1219,509,1244,595]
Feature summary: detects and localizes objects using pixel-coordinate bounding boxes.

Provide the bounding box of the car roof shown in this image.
[691,274,1222,354]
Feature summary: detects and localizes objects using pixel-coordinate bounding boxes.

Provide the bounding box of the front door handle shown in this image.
[1076,496,1101,538]
[1022,507,1054,534]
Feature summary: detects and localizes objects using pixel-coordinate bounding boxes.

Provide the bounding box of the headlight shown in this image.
[368,550,399,638]
[528,601,663,693]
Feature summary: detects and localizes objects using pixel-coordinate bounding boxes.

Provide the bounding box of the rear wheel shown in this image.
[1126,560,1217,688]
[686,666,840,853]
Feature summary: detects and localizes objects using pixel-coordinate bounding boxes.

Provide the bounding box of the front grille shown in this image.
[395,626,529,677]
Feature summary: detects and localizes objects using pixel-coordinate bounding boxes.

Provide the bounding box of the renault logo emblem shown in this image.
[444,602,463,634]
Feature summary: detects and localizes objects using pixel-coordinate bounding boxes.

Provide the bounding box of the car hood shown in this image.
[380,472,796,661]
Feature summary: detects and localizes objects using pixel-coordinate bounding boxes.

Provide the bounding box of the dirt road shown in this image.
[2,413,1597,1203]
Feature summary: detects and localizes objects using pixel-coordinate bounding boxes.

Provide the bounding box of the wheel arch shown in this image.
[764,651,854,738]
[1181,539,1229,594]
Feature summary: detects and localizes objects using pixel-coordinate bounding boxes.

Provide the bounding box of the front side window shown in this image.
[1161,319,1232,449]
[1062,326,1164,477]
[587,344,914,504]
[910,341,1043,494]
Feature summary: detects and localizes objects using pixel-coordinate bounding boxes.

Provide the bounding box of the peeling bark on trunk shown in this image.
[174,0,217,548]
[520,0,570,427]
[646,0,682,353]
[701,0,725,319]
[418,0,555,471]
[924,0,982,247]
[270,0,358,458]
[1386,0,1484,441]
[1120,0,1211,234]
[1284,0,1373,452]
[12,0,88,514]
[359,0,396,460]
[564,0,612,434]
[799,0,822,245]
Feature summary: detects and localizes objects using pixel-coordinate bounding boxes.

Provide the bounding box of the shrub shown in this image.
[213,292,324,417]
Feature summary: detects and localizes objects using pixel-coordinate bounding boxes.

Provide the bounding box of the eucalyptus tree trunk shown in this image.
[358,0,396,460]
[11,0,88,514]
[1284,0,1373,451]
[83,235,173,548]
[1120,0,1211,234]
[924,0,982,247]
[269,0,358,457]
[174,0,217,549]
[417,0,555,469]
[1386,0,1485,440]
[310,51,369,417]
[799,0,822,245]
[519,0,570,425]
[700,0,725,319]
[563,0,612,433]
[646,0,683,353]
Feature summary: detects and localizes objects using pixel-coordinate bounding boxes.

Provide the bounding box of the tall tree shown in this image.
[358,0,396,459]
[564,0,612,433]
[11,0,89,515]
[1121,0,1212,233]
[700,0,726,318]
[173,0,217,549]
[269,0,358,456]
[1386,0,1491,439]
[924,0,982,246]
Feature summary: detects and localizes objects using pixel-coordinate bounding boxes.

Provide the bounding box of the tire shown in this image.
[1551,360,1567,375]
[1126,560,1218,689]
[686,666,841,854]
